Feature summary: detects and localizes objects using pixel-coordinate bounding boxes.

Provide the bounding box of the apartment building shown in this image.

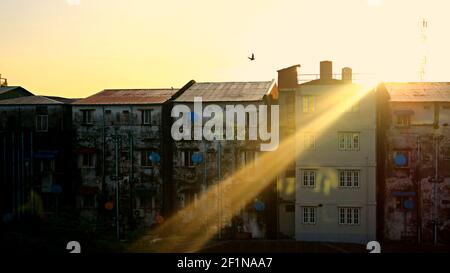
[377,82,450,244]
[71,88,180,232]
[171,80,278,239]
[278,61,377,243]
[0,95,75,221]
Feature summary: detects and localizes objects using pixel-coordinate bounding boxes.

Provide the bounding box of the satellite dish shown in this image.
[149,152,161,163]
[191,152,203,164]
[394,153,407,167]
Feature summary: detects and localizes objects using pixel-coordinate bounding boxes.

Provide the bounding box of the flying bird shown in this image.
[248,53,255,61]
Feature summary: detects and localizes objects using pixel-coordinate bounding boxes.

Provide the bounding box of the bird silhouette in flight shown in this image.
[248,53,255,61]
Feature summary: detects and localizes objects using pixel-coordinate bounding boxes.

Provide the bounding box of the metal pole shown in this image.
[203,141,207,234]
[217,141,222,239]
[434,135,438,245]
[129,131,134,225]
[115,135,120,240]
[417,136,422,244]
[30,132,34,215]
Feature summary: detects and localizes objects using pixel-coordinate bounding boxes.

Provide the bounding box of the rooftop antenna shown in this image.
[418,18,428,81]
[0,74,8,87]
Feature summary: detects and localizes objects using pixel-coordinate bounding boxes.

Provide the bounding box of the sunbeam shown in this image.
[128,81,378,253]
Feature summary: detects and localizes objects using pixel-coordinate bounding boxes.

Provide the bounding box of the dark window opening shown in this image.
[81,110,94,125]
[142,109,152,125]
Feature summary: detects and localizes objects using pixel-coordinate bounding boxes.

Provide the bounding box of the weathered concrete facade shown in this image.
[0,96,74,222]
[71,89,178,233]
[378,82,450,244]
[171,80,278,239]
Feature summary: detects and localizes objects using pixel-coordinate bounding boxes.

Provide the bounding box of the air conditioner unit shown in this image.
[134,209,145,218]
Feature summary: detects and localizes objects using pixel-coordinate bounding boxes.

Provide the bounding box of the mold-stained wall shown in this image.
[72,104,166,228]
[383,100,450,243]
[170,99,277,239]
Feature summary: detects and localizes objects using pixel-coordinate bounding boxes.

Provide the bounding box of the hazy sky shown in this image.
[1,0,449,98]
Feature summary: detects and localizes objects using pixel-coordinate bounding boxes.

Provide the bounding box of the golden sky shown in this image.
[1,0,449,98]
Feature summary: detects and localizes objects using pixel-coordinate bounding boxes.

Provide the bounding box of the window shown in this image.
[302,96,315,113]
[37,159,55,173]
[142,109,152,125]
[396,114,411,127]
[302,207,316,224]
[339,170,360,188]
[138,195,154,209]
[444,147,450,161]
[345,102,360,113]
[122,110,130,123]
[141,150,156,167]
[339,207,360,225]
[303,133,316,150]
[179,192,198,209]
[81,110,94,125]
[36,115,48,132]
[350,103,360,113]
[302,170,316,187]
[395,196,414,210]
[81,153,95,168]
[338,132,360,151]
[179,150,196,167]
[240,150,256,167]
[81,195,96,209]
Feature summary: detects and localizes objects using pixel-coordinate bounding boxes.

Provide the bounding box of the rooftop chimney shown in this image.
[320,61,332,81]
[277,64,300,89]
[342,67,352,82]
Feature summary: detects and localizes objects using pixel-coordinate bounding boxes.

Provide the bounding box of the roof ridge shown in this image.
[196,80,272,84]
[102,88,177,91]
[41,96,64,104]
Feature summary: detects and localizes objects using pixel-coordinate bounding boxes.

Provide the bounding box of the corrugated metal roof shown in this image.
[0,86,18,95]
[0,95,71,105]
[0,86,33,96]
[174,80,275,102]
[72,89,178,105]
[384,82,450,102]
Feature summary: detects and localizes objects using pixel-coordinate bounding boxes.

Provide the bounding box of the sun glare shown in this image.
[128,82,377,253]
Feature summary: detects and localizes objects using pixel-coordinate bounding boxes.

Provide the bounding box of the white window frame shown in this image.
[396,114,411,127]
[36,115,48,132]
[302,206,316,224]
[301,169,316,188]
[339,207,361,225]
[303,133,316,150]
[339,170,360,188]
[302,96,315,113]
[142,109,152,125]
[180,150,195,167]
[338,132,360,151]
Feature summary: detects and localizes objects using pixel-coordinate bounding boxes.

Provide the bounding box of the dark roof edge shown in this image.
[277,64,301,72]
[170,80,196,101]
